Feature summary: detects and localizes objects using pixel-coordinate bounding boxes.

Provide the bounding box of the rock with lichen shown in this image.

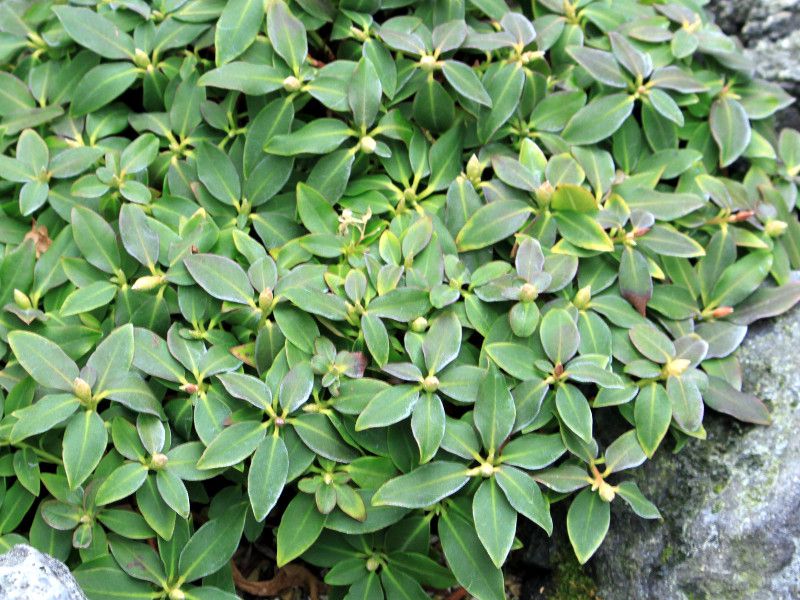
[586,306,800,599]
[706,0,800,129]
[0,544,87,600]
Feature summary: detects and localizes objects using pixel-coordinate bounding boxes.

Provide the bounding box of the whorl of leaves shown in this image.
[0,0,799,598]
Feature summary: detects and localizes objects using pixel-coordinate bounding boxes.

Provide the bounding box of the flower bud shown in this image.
[573,285,591,309]
[421,375,439,393]
[366,557,380,572]
[133,48,150,68]
[411,317,429,332]
[466,154,484,182]
[710,306,734,319]
[169,590,186,600]
[479,462,495,478]
[664,358,691,377]
[536,181,554,204]
[282,75,302,92]
[360,136,377,154]
[180,383,199,394]
[765,219,788,237]
[323,473,334,485]
[13,289,32,310]
[519,283,538,303]
[419,55,437,72]
[728,210,755,223]
[151,453,169,469]
[131,275,164,291]
[598,480,616,502]
[258,287,274,311]
[72,377,92,402]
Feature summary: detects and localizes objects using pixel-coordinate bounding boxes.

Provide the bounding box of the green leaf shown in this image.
[562,93,635,145]
[629,323,674,364]
[349,57,381,128]
[361,314,389,366]
[704,376,770,425]
[196,142,240,204]
[456,200,532,252]
[53,6,135,60]
[422,311,461,374]
[356,385,420,431]
[495,465,552,534]
[442,60,492,106]
[154,469,188,518]
[215,0,265,65]
[249,435,288,521]
[474,365,515,453]
[616,481,661,519]
[473,478,516,568]
[710,97,751,167]
[619,247,652,316]
[10,394,80,442]
[119,204,159,268]
[367,288,430,321]
[566,488,610,564]
[707,251,772,309]
[8,331,79,392]
[72,206,120,274]
[96,463,148,506]
[197,421,266,469]
[267,0,307,75]
[478,63,524,143]
[372,462,470,508]
[439,510,505,600]
[567,46,628,88]
[539,308,579,365]
[555,210,614,252]
[179,506,246,582]
[60,281,118,317]
[500,433,565,470]
[276,493,326,567]
[556,384,593,443]
[411,393,445,463]
[70,63,139,117]
[63,410,108,489]
[184,253,254,305]
[296,182,338,234]
[292,413,359,462]
[265,119,353,155]
[199,62,286,95]
[634,383,672,457]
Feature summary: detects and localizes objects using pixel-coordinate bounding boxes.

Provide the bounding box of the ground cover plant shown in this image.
[0,0,799,598]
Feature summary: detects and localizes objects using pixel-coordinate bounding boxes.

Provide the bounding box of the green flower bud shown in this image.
[419,55,437,72]
[573,285,592,309]
[283,75,302,92]
[519,283,538,303]
[411,317,429,332]
[131,275,164,291]
[72,377,92,402]
[13,289,32,310]
[421,375,439,393]
[360,136,377,154]
[765,219,788,237]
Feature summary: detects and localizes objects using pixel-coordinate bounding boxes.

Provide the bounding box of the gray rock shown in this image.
[589,306,800,600]
[707,0,800,129]
[0,545,86,600]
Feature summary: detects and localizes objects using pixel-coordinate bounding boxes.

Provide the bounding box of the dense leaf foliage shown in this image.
[0,0,799,598]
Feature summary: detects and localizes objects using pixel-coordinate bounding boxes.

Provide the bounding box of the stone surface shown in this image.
[0,544,86,600]
[707,0,800,129]
[588,306,800,600]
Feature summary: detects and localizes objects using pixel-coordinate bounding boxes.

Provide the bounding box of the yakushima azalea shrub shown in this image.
[0,0,799,598]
